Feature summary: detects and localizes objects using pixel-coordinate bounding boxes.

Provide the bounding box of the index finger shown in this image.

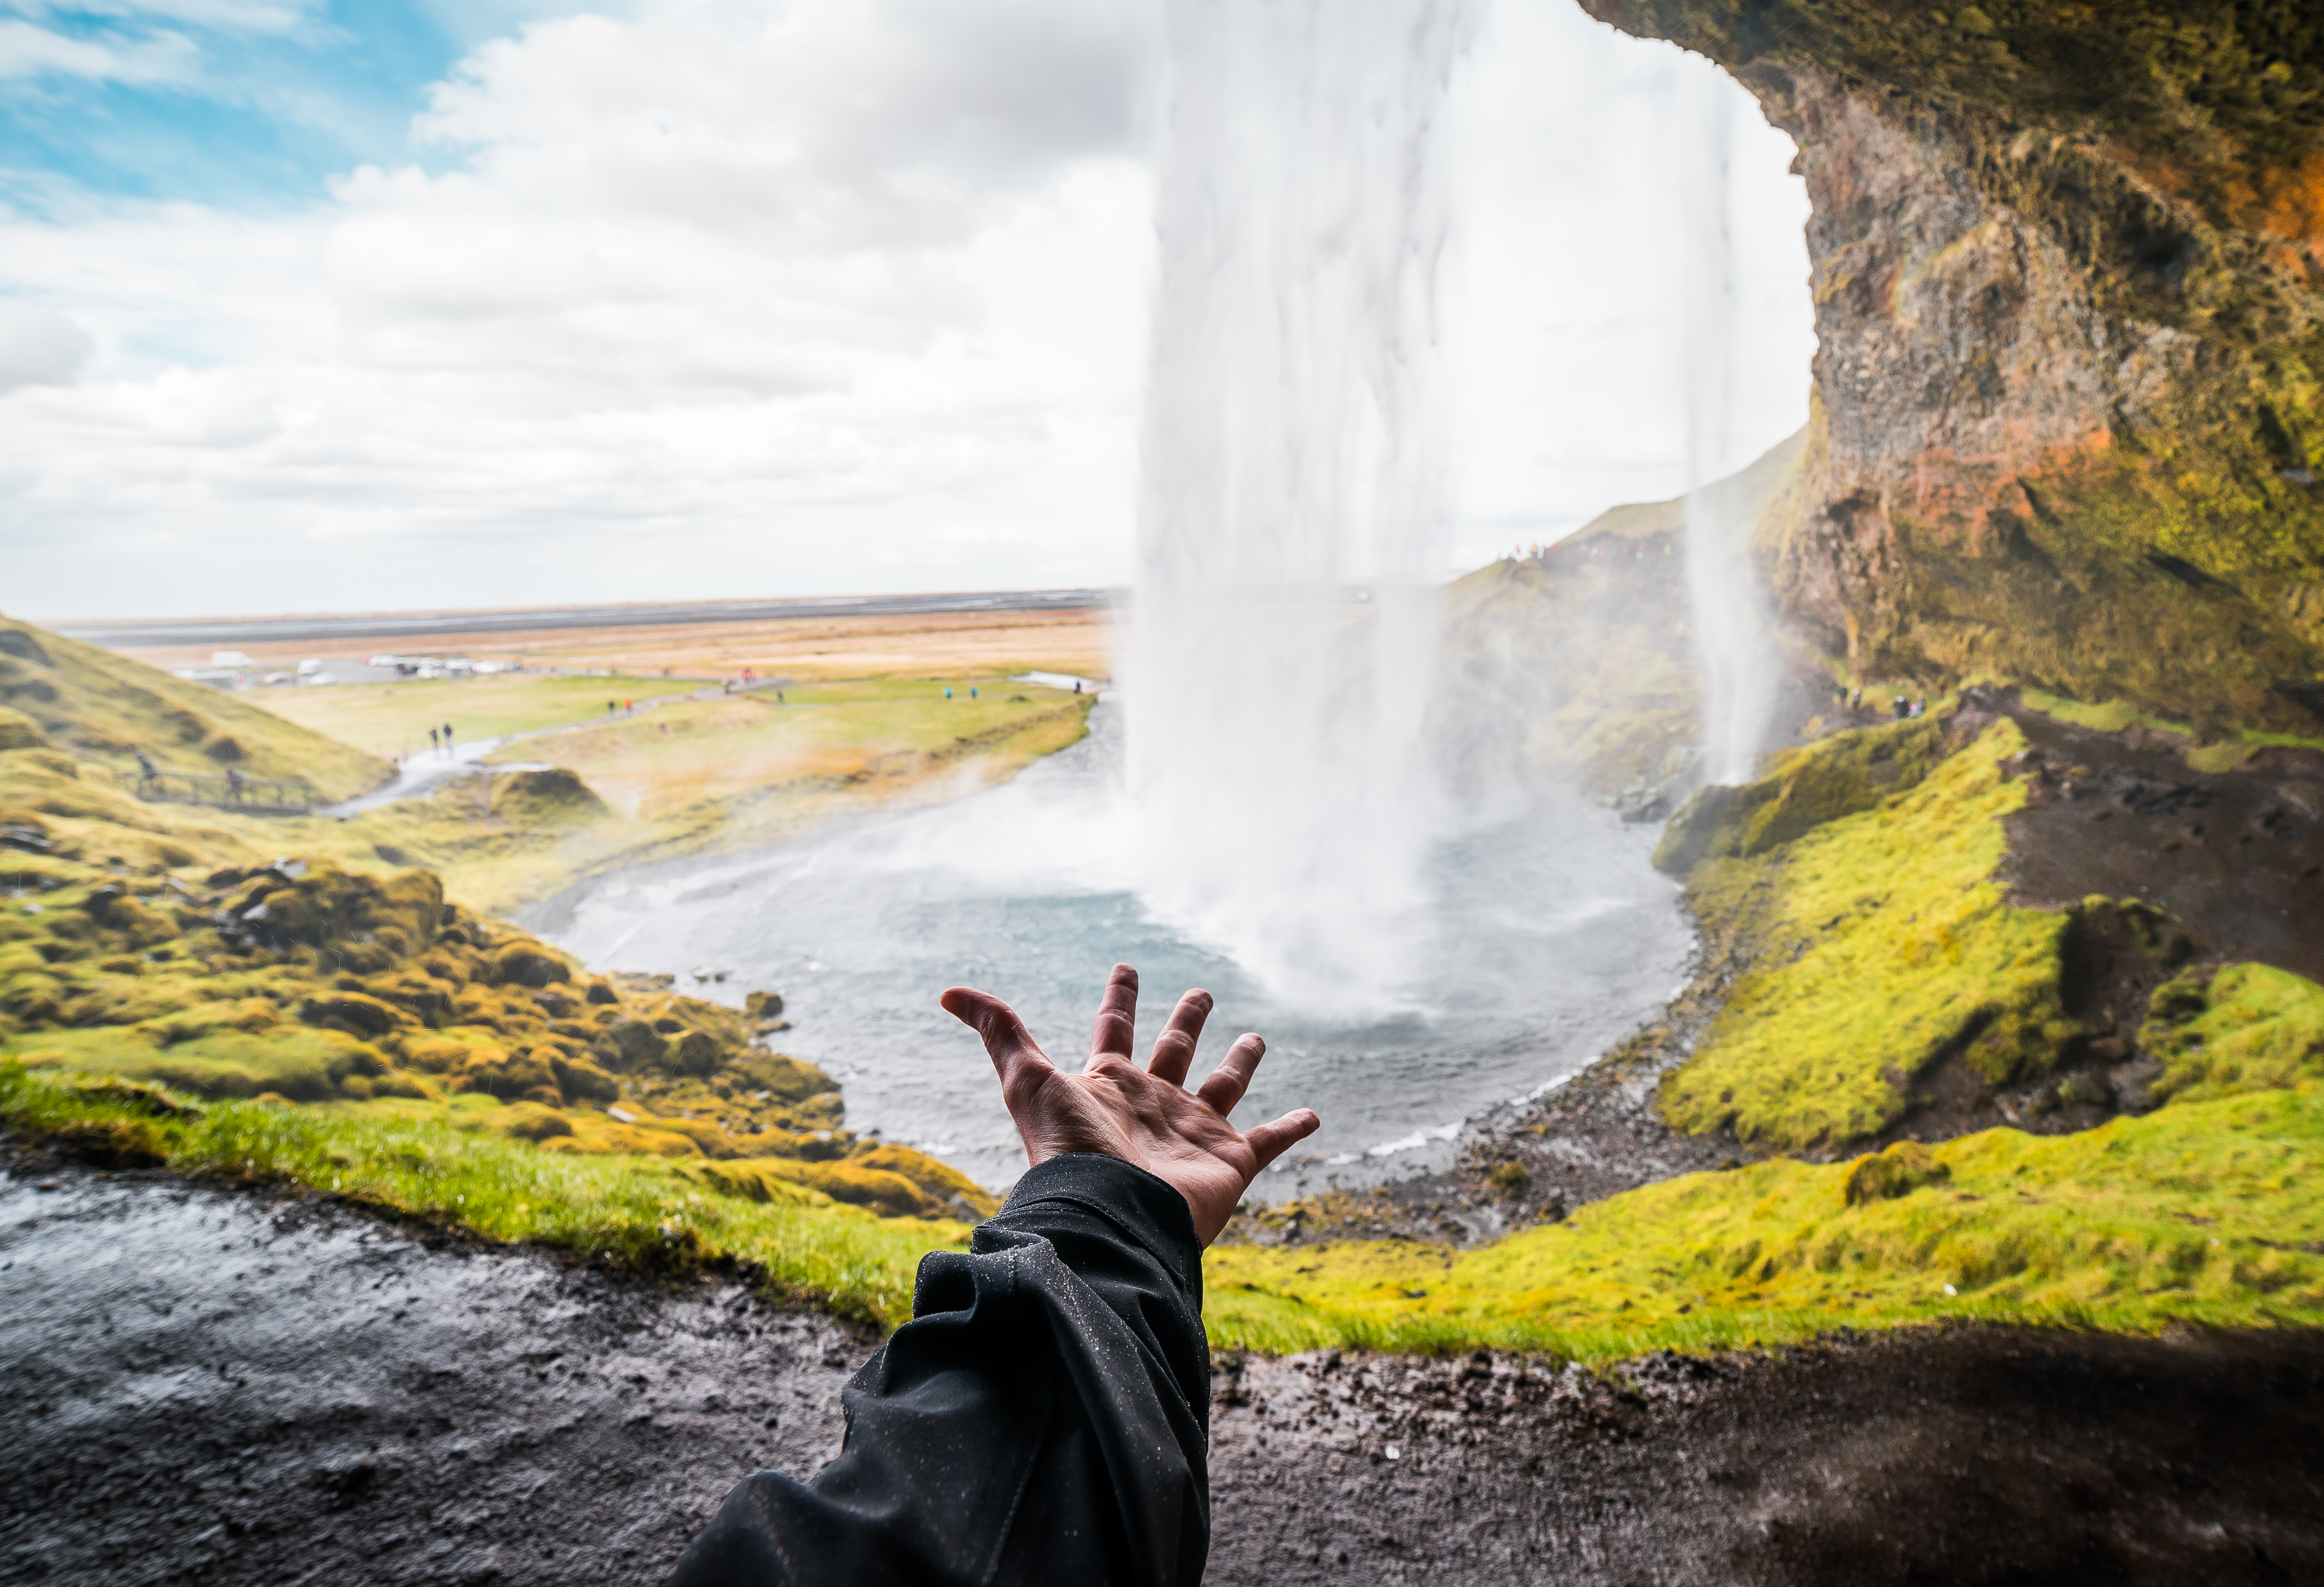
[1087,962,1139,1062]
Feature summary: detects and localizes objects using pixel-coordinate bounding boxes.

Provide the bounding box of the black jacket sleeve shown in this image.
[667,1154,1212,1587]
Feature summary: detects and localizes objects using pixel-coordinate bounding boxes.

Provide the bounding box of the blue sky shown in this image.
[0,0,1814,619]
[0,3,478,209]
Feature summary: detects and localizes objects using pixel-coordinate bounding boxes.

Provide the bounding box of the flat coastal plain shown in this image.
[83,599,1116,685]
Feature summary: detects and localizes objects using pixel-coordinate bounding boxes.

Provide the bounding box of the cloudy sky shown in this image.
[2,0,1813,620]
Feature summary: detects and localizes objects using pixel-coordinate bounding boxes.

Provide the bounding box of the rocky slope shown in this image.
[1583,0,2324,739]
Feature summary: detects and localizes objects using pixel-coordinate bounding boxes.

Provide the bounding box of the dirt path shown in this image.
[9,1150,2322,1586]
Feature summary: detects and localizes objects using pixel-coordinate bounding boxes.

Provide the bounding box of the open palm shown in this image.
[942,963,1319,1247]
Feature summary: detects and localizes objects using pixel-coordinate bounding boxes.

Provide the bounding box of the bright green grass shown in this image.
[1661,720,2078,1148]
[2145,962,2324,1105]
[0,1061,964,1327]
[1205,1085,2324,1361]
[250,673,697,759]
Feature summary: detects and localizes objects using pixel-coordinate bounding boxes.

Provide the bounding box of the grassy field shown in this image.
[49,675,1096,917]
[250,673,697,758]
[110,606,1115,686]
[489,678,1084,821]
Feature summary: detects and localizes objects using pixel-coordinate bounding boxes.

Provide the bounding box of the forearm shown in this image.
[668,1155,1212,1587]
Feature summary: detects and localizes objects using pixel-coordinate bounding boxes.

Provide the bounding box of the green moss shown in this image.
[1204,1085,2324,1361]
[8,1023,382,1102]
[0,1062,964,1326]
[1839,1139,1951,1206]
[2143,963,2324,1105]
[0,617,387,800]
[850,1143,1003,1218]
[1654,717,1949,873]
[2017,687,2196,741]
[0,707,48,750]
[1661,720,2078,1147]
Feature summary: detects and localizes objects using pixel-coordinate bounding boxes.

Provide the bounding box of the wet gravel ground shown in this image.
[10,1151,2324,1586]
[0,1154,861,1586]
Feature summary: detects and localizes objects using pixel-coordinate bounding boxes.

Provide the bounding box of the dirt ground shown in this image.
[8,1151,2321,1587]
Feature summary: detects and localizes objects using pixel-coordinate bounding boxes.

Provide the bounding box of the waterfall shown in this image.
[1671,72,1783,787]
[1126,0,1477,1010]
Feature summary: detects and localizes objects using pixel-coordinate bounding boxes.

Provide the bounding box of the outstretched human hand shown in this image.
[942,964,1319,1247]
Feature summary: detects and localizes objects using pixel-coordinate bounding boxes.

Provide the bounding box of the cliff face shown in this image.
[1582,0,2324,737]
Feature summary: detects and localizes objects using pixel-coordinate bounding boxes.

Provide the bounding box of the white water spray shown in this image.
[1127,0,1476,1009]
[1671,75,1784,786]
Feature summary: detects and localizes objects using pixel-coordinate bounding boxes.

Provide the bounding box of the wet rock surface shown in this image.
[0,1151,860,1586]
[1998,694,2324,982]
[13,1150,2322,1586]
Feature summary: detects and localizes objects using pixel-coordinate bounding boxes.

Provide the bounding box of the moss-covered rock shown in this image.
[0,707,48,751]
[849,1143,1001,1219]
[1660,720,2081,1147]
[1839,1140,1952,1207]
[1655,718,1952,875]
[487,767,607,823]
[2141,962,2324,1105]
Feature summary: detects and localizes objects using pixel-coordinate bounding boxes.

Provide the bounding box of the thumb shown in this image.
[942,986,1055,1094]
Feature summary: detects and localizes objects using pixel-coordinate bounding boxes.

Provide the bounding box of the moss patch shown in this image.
[1653,716,1950,873]
[1660,719,2079,1148]
[1204,1085,2324,1361]
[0,617,386,800]
[2143,962,2324,1105]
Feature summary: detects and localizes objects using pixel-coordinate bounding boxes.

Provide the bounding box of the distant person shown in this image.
[944,687,953,699]
[608,700,617,717]
[134,750,157,787]
[970,686,980,699]
[1893,695,1909,721]
[1073,679,1082,695]
[1911,696,1926,719]
[443,722,455,753]
[428,726,440,752]
[225,766,245,803]
[670,965,1317,1587]
[1849,686,1863,711]
[776,690,785,705]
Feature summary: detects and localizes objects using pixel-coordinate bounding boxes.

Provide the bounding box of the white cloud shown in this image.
[0,0,1813,619]
[0,17,197,80]
[2,1,315,29]
[0,302,95,391]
